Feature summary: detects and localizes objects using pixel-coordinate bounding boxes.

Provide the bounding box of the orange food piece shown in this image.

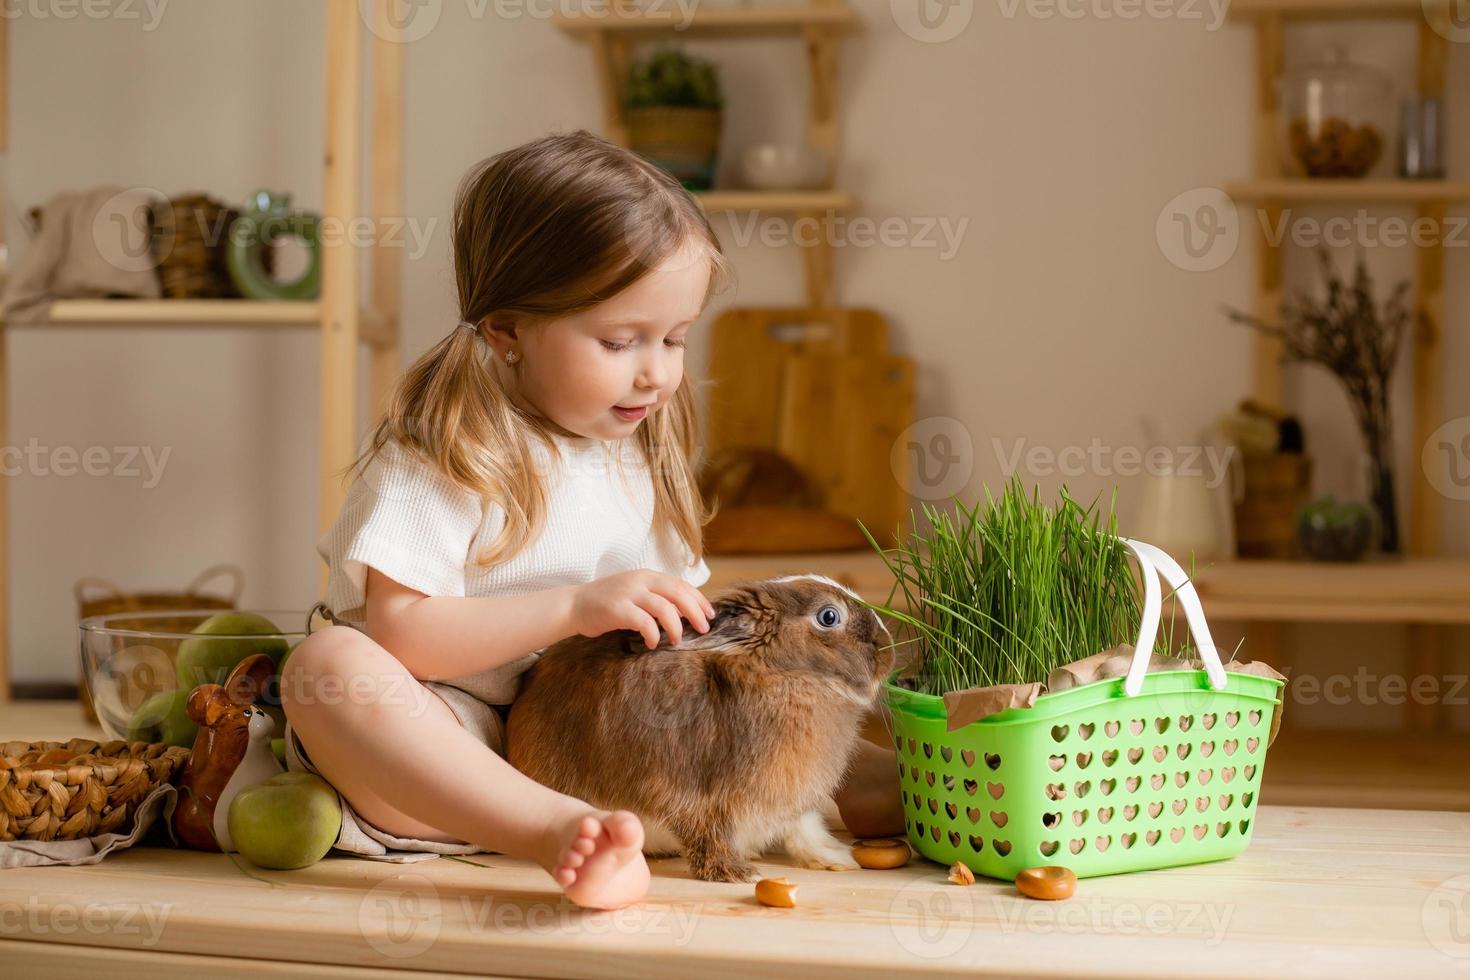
[1015,865,1077,901]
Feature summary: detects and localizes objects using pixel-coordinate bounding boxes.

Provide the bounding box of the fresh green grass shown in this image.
[857,478,1182,696]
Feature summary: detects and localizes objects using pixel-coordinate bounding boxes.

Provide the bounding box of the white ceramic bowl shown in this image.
[741,143,830,190]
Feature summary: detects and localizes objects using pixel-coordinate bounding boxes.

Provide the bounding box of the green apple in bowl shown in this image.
[227,771,341,869]
[125,689,198,747]
[176,611,290,692]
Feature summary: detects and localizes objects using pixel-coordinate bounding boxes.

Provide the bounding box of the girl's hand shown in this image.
[570,570,717,650]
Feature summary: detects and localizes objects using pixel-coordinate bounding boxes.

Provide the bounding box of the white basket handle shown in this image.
[1121,538,1228,698]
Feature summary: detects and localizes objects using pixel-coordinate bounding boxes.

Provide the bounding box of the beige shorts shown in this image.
[283,682,510,864]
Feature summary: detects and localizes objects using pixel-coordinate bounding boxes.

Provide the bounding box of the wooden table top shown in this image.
[2,807,1468,977]
[2,696,1467,980]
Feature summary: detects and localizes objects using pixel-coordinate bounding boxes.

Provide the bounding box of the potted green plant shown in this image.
[624,47,723,191]
[857,479,1285,880]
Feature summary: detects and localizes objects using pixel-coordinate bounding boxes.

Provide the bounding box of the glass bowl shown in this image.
[1276,46,1393,178]
[79,608,309,745]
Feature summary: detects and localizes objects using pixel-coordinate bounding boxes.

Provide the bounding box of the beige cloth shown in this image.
[283,682,509,864]
[2,186,162,323]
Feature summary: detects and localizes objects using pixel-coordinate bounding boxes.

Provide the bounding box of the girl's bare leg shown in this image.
[282,625,648,910]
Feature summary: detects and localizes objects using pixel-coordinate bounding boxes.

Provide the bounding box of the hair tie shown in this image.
[456,320,478,335]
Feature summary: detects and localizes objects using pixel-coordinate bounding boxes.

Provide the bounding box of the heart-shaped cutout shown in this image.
[987,781,1005,800]
[961,749,976,767]
[1051,724,1070,743]
[985,753,1002,771]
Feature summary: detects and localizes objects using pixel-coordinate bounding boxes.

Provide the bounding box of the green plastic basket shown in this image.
[882,538,1286,880]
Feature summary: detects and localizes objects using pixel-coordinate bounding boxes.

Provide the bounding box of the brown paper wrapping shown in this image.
[926,648,1288,741]
[941,682,1044,732]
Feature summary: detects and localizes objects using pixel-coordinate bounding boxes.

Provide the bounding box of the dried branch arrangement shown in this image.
[1222,249,1415,554]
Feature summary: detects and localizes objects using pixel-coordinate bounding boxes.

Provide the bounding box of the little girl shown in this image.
[281,130,901,912]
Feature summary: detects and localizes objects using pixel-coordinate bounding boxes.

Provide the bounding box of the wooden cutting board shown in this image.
[706,307,889,454]
[704,307,914,547]
[777,351,915,546]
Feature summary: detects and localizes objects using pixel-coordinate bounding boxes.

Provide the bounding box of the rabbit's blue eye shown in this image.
[816,605,841,628]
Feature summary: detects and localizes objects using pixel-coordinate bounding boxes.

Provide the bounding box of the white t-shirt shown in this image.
[316,433,711,704]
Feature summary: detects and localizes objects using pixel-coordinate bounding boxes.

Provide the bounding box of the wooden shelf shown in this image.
[695,189,857,213]
[706,552,1470,624]
[1191,558,1470,624]
[1,299,393,345]
[553,4,860,36]
[1228,0,1446,18]
[1225,178,1470,204]
[1261,730,1470,810]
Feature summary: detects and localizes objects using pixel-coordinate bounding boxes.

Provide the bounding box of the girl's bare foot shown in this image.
[539,809,650,910]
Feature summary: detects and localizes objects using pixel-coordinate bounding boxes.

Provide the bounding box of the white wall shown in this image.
[5,1,1466,728]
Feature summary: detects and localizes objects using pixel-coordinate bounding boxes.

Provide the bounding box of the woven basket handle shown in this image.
[184,563,245,602]
[1121,538,1227,698]
[73,577,124,606]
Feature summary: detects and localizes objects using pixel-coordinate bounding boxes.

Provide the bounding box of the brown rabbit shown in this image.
[506,574,894,883]
[173,653,284,852]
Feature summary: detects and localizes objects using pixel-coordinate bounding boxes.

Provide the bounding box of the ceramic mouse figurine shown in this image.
[173,653,285,852]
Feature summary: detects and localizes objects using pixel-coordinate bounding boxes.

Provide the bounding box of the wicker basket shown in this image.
[74,564,243,724]
[150,193,274,299]
[0,738,190,842]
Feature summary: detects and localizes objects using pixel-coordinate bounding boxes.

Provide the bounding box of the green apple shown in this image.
[227,771,341,869]
[125,689,198,747]
[175,612,290,692]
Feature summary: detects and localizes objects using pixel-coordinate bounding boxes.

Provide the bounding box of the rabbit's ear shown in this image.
[224,653,277,706]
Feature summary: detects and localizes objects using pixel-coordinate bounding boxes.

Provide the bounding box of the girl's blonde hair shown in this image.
[348,129,734,568]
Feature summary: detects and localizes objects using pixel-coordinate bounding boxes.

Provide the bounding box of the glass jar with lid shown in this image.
[1276,46,1393,178]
